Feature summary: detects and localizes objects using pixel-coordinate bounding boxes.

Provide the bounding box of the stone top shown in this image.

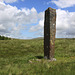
[45,7,56,13]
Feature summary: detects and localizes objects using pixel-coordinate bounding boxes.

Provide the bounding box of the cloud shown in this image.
[51,0,75,8]
[29,12,44,36]
[30,14,44,32]
[0,2,75,39]
[0,0,17,3]
[0,2,44,39]
[30,11,44,31]
[56,9,75,38]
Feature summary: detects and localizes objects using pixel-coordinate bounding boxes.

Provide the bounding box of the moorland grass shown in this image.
[0,39,75,75]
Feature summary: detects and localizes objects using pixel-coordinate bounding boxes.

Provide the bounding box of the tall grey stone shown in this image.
[44,7,56,60]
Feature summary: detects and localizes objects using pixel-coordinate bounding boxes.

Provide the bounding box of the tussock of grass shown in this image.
[0,39,75,75]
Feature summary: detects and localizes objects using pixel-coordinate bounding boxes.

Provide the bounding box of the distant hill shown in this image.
[32,37,75,40]
[32,37,44,40]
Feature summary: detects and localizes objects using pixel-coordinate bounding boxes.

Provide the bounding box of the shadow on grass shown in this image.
[35,56,44,59]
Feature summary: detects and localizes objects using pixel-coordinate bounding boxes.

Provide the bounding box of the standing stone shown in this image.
[44,7,56,60]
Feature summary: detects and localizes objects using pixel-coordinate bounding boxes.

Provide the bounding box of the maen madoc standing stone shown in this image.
[44,7,56,60]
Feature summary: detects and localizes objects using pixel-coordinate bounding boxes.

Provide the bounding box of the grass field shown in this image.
[0,39,75,75]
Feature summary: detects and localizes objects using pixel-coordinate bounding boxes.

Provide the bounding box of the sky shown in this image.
[0,0,75,39]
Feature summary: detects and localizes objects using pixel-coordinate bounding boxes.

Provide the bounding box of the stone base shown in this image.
[49,58,56,61]
[29,58,56,63]
[44,56,56,61]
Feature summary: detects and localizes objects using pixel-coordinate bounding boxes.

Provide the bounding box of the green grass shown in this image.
[0,39,75,75]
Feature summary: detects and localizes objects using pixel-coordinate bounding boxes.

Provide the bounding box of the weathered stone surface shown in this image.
[44,7,56,60]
